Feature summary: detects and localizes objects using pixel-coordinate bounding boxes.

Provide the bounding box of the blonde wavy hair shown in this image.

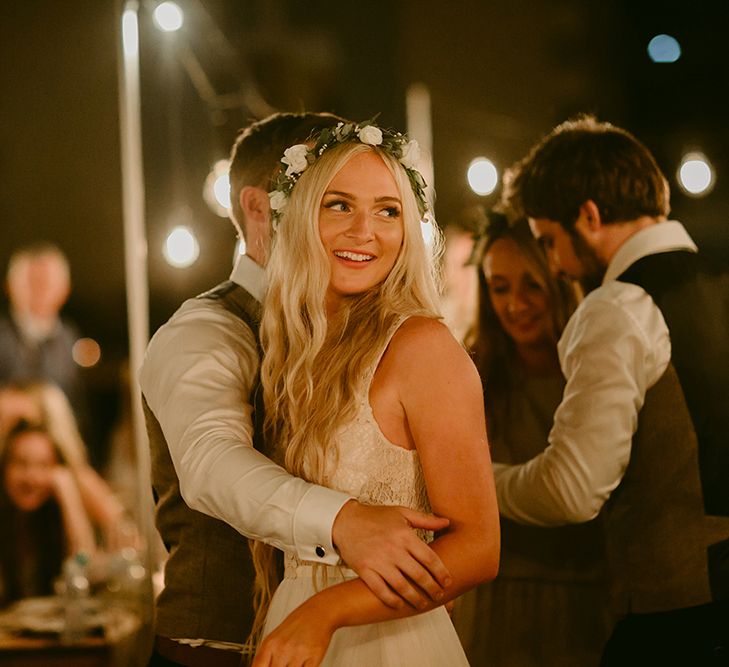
[249,141,444,642]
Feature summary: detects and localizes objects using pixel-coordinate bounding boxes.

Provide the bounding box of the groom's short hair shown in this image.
[228,112,343,235]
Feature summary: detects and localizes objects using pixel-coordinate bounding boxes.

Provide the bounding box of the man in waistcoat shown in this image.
[492,116,729,665]
[140,112,452,667]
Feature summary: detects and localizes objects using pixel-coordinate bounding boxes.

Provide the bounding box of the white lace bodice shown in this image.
[326,316,430,513]
[284,317,431,577]
[326,389,430,513]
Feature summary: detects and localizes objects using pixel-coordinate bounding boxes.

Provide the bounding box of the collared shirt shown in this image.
[11,309,59,342]
[494,221,697,526]
[140,254,351,563]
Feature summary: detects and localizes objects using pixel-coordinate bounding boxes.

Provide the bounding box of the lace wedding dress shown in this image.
[261,318,469,666]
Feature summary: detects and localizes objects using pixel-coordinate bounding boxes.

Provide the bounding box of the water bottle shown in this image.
[60,551,90,644]
[107,546,147,613]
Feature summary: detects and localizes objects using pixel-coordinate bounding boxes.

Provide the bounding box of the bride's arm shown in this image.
[253,318,500,667]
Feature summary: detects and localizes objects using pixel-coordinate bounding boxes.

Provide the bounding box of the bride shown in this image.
[251,121,500,666]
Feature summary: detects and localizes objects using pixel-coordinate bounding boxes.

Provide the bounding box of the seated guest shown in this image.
[0,422,95,607]
[0,382,130,549]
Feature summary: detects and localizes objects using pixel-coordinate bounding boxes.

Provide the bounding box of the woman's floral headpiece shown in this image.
[268,120,429,222]
[466,206,509,266]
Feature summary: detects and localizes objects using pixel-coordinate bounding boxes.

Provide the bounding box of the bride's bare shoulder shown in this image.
[389,316,472,371]
[393,315,456,343]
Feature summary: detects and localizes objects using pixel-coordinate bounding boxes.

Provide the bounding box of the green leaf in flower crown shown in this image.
[411,170,426,188]
[358,114,380,130]
[314,128,331,154]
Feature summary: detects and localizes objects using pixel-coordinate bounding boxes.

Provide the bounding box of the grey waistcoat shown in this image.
[603,251,729,614]
[144,281,264,643]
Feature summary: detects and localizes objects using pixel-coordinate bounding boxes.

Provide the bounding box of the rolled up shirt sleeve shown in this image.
[494,283,671,526]
[140,298,351,564]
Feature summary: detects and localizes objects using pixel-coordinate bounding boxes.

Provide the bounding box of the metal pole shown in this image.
[116,0,155,609]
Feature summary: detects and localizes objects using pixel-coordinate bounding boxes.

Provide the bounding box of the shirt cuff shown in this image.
[293,486,352,565]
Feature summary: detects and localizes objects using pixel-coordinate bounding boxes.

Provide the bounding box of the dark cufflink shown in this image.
[315,545,326,558]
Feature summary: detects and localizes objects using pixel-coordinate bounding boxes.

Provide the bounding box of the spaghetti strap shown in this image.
[362,314,410,388]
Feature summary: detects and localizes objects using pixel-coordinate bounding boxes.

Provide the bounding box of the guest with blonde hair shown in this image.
[0,422,95,606]
[453,211,611,666]
[0,381,129,549]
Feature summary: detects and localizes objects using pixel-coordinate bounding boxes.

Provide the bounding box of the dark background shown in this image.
[1,0,727,462]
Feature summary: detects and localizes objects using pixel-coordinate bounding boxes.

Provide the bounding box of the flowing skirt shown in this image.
[262,561,469,666]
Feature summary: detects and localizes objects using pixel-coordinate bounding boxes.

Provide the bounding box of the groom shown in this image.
[141,112,451,667]
[494,116,729,664]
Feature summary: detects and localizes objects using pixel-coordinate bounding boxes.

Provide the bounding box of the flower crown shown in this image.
[268,120,429,223]
[465,207,507,266]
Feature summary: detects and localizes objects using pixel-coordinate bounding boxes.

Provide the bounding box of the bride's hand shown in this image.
[252,600,336,667]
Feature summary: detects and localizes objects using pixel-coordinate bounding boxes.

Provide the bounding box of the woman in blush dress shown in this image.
[454,212,611,666]
[250,121,500,667]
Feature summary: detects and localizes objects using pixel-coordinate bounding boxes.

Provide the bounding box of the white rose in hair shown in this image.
[399,139,421,169]
[282,144,310,176]
[357,125,383,146]
[269,190,287,211]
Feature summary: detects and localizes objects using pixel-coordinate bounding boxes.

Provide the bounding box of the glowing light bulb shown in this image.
[467,158,498,196]
[678,153,715,196]
[164,226,199,267]
[204,160,232,217]
[153,2,184,32]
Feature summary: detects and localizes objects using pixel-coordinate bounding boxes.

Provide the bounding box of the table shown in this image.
[0,596,149,667]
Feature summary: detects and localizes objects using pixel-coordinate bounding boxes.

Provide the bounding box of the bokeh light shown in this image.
[153,2,184,32]
[72,338,102,368]
[467,158,498,196]
[203,159,231,217]
[164,226,199,268]
[677,153,715,196]
[647,34,681,63]
[213,174,230,209]
[121,9,139,58]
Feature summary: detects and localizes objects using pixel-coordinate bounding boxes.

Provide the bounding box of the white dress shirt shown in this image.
[494,221,697,526]
[140,254,351,563]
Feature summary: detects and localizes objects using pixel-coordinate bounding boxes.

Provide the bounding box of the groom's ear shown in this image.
[239,186,270,228]
[239,186,273,264]
[574,200,603,239]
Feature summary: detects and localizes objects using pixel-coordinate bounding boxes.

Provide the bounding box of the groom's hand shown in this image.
[331,500,451,609]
